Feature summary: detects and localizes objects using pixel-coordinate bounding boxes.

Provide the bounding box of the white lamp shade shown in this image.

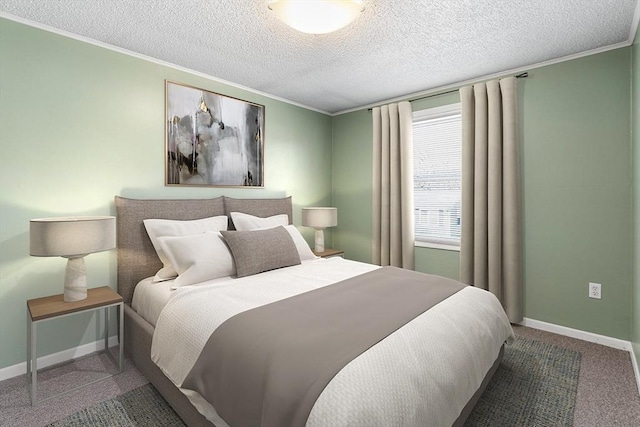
[268,0,364,34]
[302,207,337,229]
[30,216,116,258]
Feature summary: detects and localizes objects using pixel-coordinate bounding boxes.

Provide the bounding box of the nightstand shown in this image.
[26,286,124,405]
[313,248,345,258]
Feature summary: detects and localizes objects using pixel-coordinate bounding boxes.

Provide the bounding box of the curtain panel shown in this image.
[459,77,523,323]
[372,102,415,269]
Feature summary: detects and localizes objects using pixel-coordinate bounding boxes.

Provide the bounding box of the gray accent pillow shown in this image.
[221,226,301,278]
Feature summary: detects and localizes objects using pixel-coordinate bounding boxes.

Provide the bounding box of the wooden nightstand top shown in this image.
[312,248,344,258]
[27,286,123,322]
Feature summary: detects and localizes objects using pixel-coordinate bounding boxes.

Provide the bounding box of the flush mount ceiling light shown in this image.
[268,0,364,34]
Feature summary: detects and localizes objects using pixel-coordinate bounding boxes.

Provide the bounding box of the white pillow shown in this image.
[143,216,228,282]
[158,231,236,289]
[283,225,317,261]
[230,212,288,231]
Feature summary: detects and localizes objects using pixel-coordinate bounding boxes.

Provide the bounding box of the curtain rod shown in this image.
[368,72,529,111]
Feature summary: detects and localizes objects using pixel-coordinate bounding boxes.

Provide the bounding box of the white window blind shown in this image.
[413,104,462,249]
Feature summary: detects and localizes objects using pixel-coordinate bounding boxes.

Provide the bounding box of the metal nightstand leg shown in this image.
[27,313,37,405]
[104,306,109,355]
[119,302,124,373]
[104,303,124,373]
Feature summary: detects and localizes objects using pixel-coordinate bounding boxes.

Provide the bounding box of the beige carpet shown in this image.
[0,350,147,427]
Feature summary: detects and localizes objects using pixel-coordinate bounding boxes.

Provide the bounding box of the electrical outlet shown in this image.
[589,282,602,299]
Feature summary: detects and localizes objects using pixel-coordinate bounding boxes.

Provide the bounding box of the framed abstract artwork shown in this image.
[165,81,265,187]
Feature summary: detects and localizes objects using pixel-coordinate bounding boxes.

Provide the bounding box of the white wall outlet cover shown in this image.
[589,282,602,299]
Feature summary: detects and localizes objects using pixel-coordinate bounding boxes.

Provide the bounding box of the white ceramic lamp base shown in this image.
[314,228,326,253]
[64,257,88,302]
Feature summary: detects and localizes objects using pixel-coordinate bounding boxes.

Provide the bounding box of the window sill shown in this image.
[414,240,460,252]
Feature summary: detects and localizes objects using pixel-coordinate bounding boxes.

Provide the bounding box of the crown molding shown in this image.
[0,12,332,116]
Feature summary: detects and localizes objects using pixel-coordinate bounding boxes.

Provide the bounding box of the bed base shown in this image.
[124,304,214,426]
[453,344,504,427]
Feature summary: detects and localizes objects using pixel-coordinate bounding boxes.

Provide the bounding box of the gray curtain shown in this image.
[372,102,415,269]
[460,77,522,323]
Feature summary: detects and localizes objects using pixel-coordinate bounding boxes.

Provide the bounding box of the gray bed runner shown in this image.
[182,266,466,427]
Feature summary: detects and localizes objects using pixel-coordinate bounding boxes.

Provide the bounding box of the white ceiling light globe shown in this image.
[268,0,365,34]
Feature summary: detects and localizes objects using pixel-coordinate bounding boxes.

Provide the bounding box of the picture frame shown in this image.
[165,80,265,187]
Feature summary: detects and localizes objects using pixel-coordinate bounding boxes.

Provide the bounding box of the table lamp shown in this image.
[301,207,337,253]
[30,216,116,302]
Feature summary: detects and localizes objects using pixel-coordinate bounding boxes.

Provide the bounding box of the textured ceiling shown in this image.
[0,0,638,114]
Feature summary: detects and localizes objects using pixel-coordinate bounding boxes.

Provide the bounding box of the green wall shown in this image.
[0,18,333,370]
[522,49,631,340]
[632,30,640,372]
[333,48,633,340]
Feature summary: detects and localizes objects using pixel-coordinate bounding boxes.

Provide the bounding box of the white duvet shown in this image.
[151,258,514,427]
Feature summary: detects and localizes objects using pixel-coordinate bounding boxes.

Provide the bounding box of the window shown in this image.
[413,104,462,250]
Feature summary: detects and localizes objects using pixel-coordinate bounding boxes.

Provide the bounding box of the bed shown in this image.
[115,195,514,427]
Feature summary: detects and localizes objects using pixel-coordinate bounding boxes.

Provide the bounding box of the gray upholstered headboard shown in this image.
[114,195,293,304]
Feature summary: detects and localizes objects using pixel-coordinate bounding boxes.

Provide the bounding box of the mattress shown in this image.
[150,257,514,427]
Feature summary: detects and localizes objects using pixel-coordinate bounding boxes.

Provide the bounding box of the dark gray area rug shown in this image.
[465,336,581,426]
[48,337,580,426]
[47,384,185,427]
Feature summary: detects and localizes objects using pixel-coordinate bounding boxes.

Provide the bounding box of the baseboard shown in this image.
[520,318,632,351]
[0,336,120,382]
[631,344,640,396]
